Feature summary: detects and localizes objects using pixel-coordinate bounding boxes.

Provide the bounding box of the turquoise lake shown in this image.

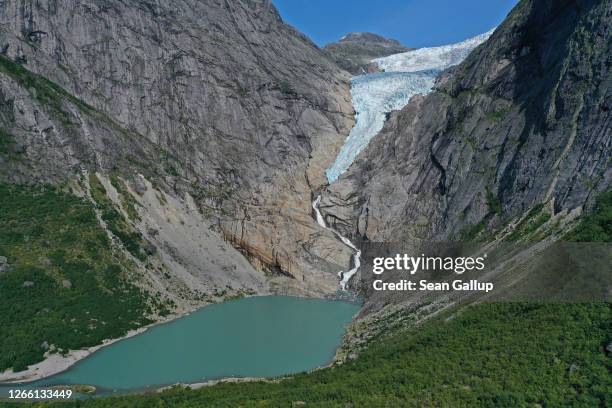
[0,296,359,397]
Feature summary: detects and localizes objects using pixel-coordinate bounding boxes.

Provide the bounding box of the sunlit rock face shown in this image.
[0,0,357,296]
[323,32,412,75]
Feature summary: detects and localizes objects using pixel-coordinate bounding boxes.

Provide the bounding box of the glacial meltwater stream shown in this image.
[312,196,361,290]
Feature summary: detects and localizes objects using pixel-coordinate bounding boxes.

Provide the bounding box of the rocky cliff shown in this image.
[324,32,412,75]
[0,0,356,302]
[322,0,611,245]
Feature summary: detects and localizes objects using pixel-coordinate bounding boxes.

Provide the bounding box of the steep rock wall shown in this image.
[0,0,356,295]
[322,0,611,243]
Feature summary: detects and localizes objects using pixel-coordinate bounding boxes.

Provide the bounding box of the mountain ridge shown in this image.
[324,32,413,75]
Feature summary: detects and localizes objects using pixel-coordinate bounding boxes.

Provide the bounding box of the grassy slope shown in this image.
[566,191,612,242]
[88,174,149,262]
[0,55,94,129]
[0,184,151,372]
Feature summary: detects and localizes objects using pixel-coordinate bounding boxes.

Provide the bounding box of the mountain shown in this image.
[0,0,610,403]
[323,32,413,75]
[321,0,611,245]
[0,0,358,294]
[0,0,355,377]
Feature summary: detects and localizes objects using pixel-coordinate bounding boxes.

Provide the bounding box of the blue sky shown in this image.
[273,0,519,48]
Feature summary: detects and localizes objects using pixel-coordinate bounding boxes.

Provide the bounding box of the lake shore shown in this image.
[0,306,201,384]
[0,295,359,390]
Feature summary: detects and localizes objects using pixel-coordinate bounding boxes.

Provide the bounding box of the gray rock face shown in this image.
[324,32,412,75]
[323,0,611,243]
[0,255,8,273]
[0,0,356,295]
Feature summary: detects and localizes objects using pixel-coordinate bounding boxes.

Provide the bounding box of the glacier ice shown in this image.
[325,70,437,182]
[373,29,495,73]
[325,29,494,183]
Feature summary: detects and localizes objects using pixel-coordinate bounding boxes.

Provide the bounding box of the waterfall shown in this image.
[312,196,361,290]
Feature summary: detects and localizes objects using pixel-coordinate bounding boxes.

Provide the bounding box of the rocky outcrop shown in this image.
[0,255,8,273]
[323,0,611,244]
[0,0,355,296]
[324,32,412,75]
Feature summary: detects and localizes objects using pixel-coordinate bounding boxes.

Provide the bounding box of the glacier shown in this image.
[325,29,494,183]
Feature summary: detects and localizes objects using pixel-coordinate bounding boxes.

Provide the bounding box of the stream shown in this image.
[312,196,361,290]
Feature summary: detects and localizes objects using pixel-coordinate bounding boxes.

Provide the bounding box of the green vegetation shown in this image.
[485,108,509,123]
[24,302,610,407]
[236,85,249,97]
[0,184,151,372]
[459,220,487,242]
[566,190,612,242]
[0,127,25,166]
[278,80,297,96]
[72,385,96,395]
[157,148,180,178]
[455,87,479,99]
[0,55,138,144]
[89,174,149,261]
[109,174,141,222]
[0,55,93,126]
[0,128,16,156]
[463,136,477,150]
[506,203,551,242]
[468,190,611,244]
[485,186,502,216]
[191,182,234,218]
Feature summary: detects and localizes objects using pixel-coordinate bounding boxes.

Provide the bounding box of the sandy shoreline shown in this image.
[156,376,272,392]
